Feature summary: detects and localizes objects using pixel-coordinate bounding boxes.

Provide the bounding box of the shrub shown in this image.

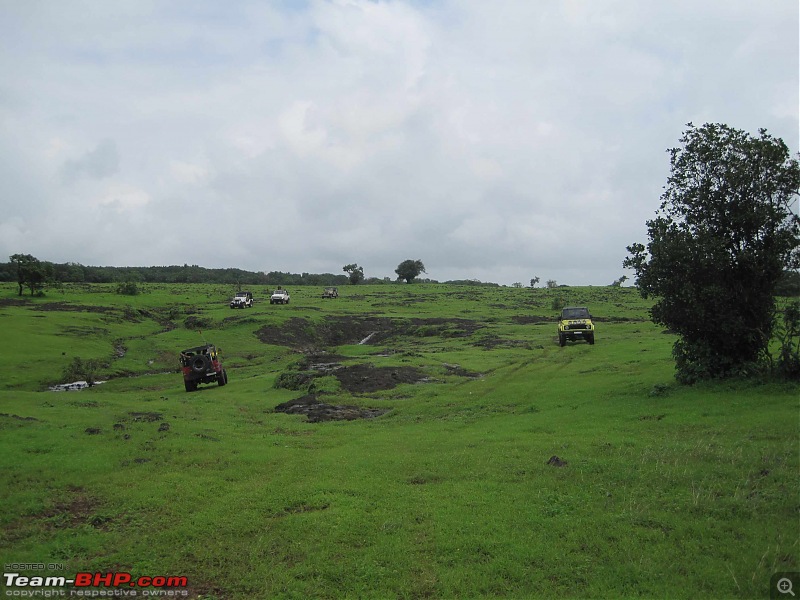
[274,370,315,391]
[775,301,800,380]
[62,357,101,385]
[116,281,140,296]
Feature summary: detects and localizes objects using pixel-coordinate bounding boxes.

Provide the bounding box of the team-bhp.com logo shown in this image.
[4,571,188,596]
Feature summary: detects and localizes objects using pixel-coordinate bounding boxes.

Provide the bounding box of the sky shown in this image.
[0,0,797,286]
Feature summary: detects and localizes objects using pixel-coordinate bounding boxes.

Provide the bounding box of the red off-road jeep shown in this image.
[180,344,228,392]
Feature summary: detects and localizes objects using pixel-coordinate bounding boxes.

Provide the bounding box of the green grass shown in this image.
[0,282,797,599]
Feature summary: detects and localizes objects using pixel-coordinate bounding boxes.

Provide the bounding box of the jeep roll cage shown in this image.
[561,307,591,320]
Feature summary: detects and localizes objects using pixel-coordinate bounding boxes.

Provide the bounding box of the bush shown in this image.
[775,302,800,379]
[672,338,765,385]
[116,281,140,296]
[274,370,315,391]
[62,357,101,385]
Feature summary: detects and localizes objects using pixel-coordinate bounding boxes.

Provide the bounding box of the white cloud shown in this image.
[61,139,120,184]
[0,0,796,283]
[92,183,151,212]
[169,160,209,186]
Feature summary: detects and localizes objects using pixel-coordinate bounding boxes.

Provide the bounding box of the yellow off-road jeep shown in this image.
[558,307,595,346]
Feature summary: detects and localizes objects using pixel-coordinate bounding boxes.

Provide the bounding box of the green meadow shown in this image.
[0,282,797,599]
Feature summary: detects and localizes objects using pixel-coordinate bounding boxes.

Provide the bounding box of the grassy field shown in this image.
[0,282,797,599]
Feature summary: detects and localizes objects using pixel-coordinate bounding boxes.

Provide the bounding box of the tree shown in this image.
[610,275,628,287]
[63,356,100,386]
[624,123,800,383]
[775,301,800,379]
[546,279,558,289]
[116,280,140,296]
[530,276,540,288]
[342,263,365,285]
[9,254,52,296]
[395,259,426,283]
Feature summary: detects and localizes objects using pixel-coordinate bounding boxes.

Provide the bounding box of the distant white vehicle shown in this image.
[270,289,290,305]
[230,291,253,309]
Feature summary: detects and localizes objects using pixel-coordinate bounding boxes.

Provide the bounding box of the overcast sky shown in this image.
[1,1,797,285]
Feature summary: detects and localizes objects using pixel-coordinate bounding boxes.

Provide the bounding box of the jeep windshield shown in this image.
[561,307,591,320]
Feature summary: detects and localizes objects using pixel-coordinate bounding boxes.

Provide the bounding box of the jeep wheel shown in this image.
[559,334,566,347]
[587,334,595,345]
[184,380,197,392]
[191,355,210,373]
[217,369,228,387]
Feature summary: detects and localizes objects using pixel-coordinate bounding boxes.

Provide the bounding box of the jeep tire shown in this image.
[217,369,228,387]
[559,333,566,347]
[191,355,210,373]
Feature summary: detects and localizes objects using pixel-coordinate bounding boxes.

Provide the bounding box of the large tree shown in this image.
[624,123,800,383]
[10,254,53,296]
[395,259,426,283]
[342,263,364,285]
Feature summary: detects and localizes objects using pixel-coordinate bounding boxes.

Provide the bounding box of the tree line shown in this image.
[0,258,354,292]
[0,257,448,295]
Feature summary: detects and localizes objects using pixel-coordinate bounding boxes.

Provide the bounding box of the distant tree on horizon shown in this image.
[343,263,365,285]
[610,276,628,287]
[9,253,52,296]
[395,259,426,283]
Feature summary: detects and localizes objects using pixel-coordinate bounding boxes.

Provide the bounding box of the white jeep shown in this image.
[270,289,290,305]
[230,291,253,309]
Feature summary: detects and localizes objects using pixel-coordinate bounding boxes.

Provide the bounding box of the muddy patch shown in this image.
[40,487,109,530]
[256,316,483,350]
[275,359,428,395]
[257,317,319,348]
[334,364,428,393]
[443,364,482,378]
[274,395,387,423]
[473,335,533,350]
[0,298,29,308]
[28,302,117,315]
[297,352,349,372]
